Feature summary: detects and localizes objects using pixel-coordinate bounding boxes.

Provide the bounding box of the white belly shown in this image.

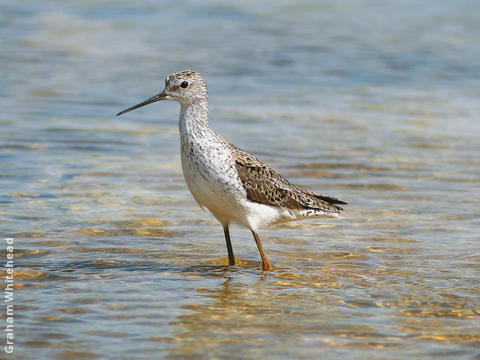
[180,143,246,223]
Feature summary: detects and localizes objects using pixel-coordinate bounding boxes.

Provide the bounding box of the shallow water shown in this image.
[1,1,479,359]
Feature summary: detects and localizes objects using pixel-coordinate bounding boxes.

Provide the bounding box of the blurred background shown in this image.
[1,1,479,359]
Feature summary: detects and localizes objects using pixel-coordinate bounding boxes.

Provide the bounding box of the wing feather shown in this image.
[230,145,346,213]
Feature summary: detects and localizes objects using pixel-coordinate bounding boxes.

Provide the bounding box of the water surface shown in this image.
[1,1,479,359]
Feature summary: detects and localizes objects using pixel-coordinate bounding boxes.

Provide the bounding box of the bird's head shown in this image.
[117,70,208,116]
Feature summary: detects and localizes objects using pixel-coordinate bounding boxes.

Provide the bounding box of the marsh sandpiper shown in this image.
[117,70,346,270]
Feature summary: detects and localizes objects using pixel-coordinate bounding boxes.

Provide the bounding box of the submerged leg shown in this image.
[223,225,235,266]
[251,230,272,271]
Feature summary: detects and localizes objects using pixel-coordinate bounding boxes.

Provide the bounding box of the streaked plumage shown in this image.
[117,70,347,270]
[230,144,345,216]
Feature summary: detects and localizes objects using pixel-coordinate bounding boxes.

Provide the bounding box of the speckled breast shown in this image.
[180,137,246,216]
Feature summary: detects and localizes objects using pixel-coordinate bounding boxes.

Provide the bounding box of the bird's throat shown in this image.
[179,101,211,141]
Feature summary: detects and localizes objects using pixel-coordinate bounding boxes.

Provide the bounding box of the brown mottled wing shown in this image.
[230,145,346,213]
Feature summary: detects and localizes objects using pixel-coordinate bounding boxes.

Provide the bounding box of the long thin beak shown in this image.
[116,90,168,116]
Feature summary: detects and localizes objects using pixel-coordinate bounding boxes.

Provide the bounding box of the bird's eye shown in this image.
[180,81,189,89]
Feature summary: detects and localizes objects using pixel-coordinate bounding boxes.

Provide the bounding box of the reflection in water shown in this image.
[163,245,479,359]
[164,274,331,359]
[6,221,480,359]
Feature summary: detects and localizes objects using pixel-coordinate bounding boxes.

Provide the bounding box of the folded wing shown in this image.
[230,145,346,214]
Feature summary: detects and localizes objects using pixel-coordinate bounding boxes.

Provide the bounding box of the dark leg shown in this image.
[223,225,235,266]
[251,230,272,271]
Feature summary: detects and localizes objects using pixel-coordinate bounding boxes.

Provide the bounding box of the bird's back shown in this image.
[229,143,346,219]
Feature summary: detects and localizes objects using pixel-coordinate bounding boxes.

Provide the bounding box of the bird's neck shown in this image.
[179,100,212,141]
